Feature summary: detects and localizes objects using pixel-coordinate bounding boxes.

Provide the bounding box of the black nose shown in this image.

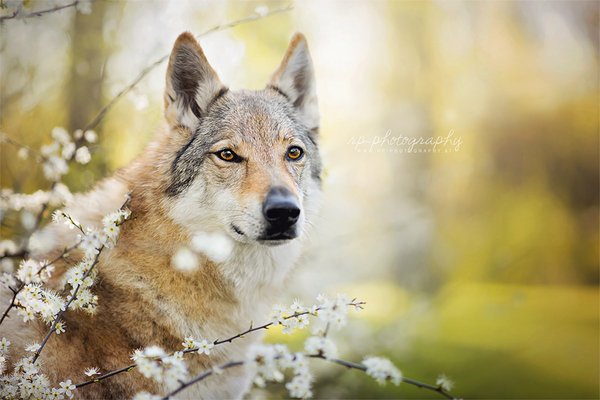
[263,186,300,232]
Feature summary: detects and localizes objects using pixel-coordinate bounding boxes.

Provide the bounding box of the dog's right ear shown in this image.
[164,32,225,131]
[268,32,319,131]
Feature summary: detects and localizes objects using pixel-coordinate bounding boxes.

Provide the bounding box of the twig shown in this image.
[74,302,366,388]
[0,286,20,326]
[161,361,245,400]
[158,353,458,400]
[80,5,293,135]
[31,197,131,362]
[308,354,458,400]
[32,244,104,363]
[0,240,82,327]
[0,1,98,22]
[0,135,47,162]
[0,249,26,260]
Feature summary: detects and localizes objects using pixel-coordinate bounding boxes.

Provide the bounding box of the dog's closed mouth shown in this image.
[261,231,298,241]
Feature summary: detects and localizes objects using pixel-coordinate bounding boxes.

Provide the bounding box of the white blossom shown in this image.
[191,231,233,263]
[84,130,98,143]
[362,356,402,386]
[436,373,454,391]
[17,259,42,284]
[59,379,75,398]
[171,246,198,272]
[286,374,313,398]
[17,147,28,160]
[182,336,199,350]
[84,367,100,377]
[133,392,161,400]
[76,0,92,14]
[0,272,18,290]
[268,304,286,327]
[61,142,76,160]
[75,146,91,164]
[130,349,143,361]
[246,343,284,382]
[197,339,214,355]
[255,5,269,17]
[0,338,10,356]
[25,342,40,353]
[51,127,71,145]
[304,336,337,360]
[143,346,166,359]
[55,320,66,334]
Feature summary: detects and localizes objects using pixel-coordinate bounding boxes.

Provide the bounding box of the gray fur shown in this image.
[166,89,322,197]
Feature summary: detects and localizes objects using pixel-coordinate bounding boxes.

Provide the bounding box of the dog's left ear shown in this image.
[268,32,319,131]
[164,32,225,131]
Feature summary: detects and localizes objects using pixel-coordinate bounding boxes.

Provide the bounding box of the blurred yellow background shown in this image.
[1,1,598,398]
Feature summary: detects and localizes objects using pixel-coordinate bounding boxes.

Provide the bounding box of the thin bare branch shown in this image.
[161,361,245,400]
[0,286,20,325]
[0,1,100,22]
[0,134,47,162]
[81,5,293,134]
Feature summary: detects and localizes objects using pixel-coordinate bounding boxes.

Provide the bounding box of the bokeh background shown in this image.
[1,1,598,399]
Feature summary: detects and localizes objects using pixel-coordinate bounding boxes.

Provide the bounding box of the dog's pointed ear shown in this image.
[164,32,225,131]
[268,32,319,130]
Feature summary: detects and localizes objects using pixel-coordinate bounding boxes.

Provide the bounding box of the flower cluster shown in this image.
[283,352,313,398]
[15,284,66,325]
[303,336,337,360]
[182,336,214,355]
[436,373,454,391]
[268,299,310,335]
[244,343,314,398]
[40,128,72,181]
[314,293,363,329]
[362,356,402,386]
[135,346,188,390]
[0,207,131,348]
[0,342,75,400]
[245,343,285,384]
[0,184,72,215]
[57,208,131,314]
[101,208,131,248]
[16,259,53,285]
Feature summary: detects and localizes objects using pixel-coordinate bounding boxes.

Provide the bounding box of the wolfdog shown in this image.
[0,31,321,399]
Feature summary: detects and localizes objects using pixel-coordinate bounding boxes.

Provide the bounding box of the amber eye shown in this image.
[287,146,304,160]
[215,149,241,162]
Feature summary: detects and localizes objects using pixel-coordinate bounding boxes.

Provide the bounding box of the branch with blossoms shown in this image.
[67,295,457,400]
[0,206,132,397]
[0,239,81,326]
[73,298,364,389]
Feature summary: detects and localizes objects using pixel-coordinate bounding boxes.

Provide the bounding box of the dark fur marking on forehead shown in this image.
[165,125,215,196]
[207,87,229,110]
[267,85,290,102]
[165,90,231,196]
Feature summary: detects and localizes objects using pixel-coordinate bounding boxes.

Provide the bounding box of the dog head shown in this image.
[161,32,321,246]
